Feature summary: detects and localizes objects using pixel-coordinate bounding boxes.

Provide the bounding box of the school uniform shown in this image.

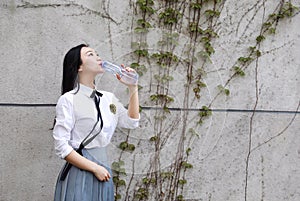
[53,84,139,201]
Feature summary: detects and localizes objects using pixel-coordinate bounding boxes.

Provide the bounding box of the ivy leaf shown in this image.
[233,66,245,76]
[218,85,230,96]
[256,35,266,43]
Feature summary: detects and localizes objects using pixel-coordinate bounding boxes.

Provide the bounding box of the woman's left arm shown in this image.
[127,85,139,119]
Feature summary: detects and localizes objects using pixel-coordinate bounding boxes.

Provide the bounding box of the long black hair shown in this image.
[61,44,88,95]
[52,44,87,129]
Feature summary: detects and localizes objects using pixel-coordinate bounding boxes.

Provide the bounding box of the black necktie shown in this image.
[93,93,103,132]
[90,89,103,99]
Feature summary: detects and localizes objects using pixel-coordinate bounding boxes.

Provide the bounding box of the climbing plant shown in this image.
[112,0,299,200]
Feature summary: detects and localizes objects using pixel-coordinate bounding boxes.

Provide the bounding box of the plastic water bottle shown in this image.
[101,61,139,85]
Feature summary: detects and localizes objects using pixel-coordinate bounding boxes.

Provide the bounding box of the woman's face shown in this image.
[79,47,104,75]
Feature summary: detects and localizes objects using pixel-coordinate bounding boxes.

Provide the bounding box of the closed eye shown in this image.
[86,51,94,56]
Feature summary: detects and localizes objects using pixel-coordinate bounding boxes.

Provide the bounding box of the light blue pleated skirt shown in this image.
[54,147,114,201]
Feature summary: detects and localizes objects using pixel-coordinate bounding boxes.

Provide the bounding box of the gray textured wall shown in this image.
[0,0,299,201]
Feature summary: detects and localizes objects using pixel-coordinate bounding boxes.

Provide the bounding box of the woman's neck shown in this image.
[79,75,95,89]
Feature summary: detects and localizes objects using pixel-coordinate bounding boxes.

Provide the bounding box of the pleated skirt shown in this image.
[54,147,114,201]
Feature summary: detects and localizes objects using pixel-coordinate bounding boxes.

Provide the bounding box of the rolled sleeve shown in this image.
[114,95,140,129]
[119,111,140,129]
[53,95,75,159]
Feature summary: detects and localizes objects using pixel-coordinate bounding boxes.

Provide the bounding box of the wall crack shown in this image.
[16,0,120,25]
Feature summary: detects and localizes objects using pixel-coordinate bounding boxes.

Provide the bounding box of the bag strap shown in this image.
[59,91,103,181]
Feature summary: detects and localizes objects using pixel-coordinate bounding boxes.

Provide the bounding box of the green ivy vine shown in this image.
[112,0,299,200]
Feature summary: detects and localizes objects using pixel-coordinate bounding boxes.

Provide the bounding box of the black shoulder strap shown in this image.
[59,92,103,181]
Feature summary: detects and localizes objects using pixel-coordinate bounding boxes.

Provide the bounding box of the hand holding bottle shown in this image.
[101,61,139,85]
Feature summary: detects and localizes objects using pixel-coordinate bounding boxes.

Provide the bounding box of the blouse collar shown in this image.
[77,84,103,98]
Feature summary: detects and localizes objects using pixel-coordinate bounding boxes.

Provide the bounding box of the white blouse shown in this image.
[53,84,140,159]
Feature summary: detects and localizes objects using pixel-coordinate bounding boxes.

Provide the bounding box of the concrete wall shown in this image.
[0,0,299,201]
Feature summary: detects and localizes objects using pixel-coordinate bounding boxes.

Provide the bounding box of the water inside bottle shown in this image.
[102,61,138,85]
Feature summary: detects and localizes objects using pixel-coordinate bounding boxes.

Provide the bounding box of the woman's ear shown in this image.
[78,65,83,72]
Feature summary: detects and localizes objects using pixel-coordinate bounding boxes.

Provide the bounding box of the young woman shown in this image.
[53,44,139,201]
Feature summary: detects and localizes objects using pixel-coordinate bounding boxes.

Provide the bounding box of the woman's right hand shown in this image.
[92,164,111,181]
[64,150,111,182]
